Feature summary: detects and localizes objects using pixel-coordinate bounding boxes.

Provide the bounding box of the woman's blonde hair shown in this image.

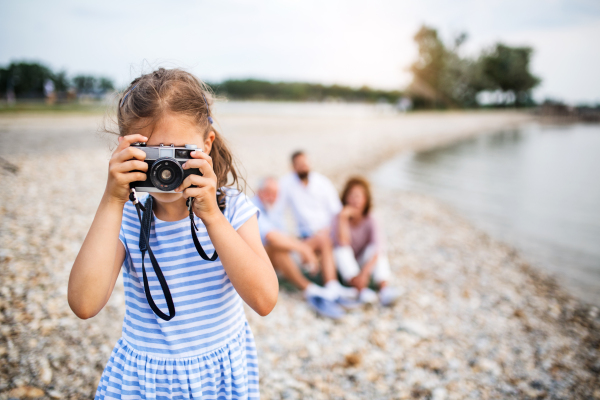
[113,68,241,209]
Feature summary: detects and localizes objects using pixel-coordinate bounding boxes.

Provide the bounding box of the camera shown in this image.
[130,143,201,193]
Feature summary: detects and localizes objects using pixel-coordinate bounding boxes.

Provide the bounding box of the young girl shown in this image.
[68,68,278,399]
[331,176,400,306]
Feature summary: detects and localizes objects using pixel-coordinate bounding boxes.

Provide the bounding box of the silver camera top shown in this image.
[132,143,201,161]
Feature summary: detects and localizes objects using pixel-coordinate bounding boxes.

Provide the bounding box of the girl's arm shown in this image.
[177,151,278,316]
[68,134,149,319]
[205,213,278,316]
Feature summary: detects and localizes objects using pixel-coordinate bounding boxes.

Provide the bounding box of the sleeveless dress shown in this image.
[95,189,260,400]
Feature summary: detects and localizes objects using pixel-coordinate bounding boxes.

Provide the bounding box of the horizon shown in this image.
[1,0,599,104]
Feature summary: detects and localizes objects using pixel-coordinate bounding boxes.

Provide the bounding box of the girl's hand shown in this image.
[105,135,149,204]
[176,150,221,223]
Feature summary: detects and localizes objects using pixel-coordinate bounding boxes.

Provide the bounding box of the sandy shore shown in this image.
[0,107,598,399]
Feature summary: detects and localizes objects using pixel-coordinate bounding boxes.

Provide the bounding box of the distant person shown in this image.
[332,176,401,306]
[275,151,358,301]
[252,177,346,318]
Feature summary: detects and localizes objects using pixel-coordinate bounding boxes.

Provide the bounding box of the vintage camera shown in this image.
[130,143,201,193]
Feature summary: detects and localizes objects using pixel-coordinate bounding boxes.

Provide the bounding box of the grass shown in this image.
[0,101,107,115]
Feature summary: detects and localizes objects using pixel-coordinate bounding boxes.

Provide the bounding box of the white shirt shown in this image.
[275,171,342,237]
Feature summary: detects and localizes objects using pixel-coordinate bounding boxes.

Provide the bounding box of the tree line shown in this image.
[0,62,114,99]
[209,80,403,104]
[1,25,540,108]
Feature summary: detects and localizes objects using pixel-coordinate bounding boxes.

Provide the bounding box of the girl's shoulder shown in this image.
[221,187,259,229]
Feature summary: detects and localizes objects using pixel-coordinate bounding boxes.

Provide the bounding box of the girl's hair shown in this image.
[340,176,372,216]
[114,68,241,208]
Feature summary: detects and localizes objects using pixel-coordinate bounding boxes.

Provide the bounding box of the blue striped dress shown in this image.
[95,189,260,400]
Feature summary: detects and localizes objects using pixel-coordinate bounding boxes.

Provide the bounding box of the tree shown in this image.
[479,44,540,106]
[409,26,448,107]
[0,62,54,98]
[408,26,481,108]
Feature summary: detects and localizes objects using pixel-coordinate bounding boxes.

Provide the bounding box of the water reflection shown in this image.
[372,123,600,305]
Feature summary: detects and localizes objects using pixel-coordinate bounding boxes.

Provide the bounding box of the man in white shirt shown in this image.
[274,151,357,300]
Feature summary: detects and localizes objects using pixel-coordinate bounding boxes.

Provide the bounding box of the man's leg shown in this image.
[305,232,359,300]
[265,245,311,290]
[303,231,337,283]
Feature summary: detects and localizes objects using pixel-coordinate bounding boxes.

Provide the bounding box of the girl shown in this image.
[68,68,278,399]
[331,176,400,306]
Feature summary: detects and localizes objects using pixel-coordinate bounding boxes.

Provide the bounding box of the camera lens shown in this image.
[160,169,172,181]
[149,157,184,191]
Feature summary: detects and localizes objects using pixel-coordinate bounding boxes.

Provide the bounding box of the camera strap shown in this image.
[128,189,220,321]
[187,197,219,262]
[130,189,176,321]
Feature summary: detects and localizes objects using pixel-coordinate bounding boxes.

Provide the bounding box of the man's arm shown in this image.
[265,230,318,268]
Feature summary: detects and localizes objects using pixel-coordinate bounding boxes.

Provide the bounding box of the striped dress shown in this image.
[95,189,260,400]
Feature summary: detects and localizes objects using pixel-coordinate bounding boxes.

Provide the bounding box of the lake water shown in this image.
[372,123,600,306]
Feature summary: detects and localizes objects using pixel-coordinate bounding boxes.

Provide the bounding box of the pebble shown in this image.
[1,114,599,399]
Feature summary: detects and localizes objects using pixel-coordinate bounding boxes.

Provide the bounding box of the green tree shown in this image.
[409,26,448,107]
[73,75,97,93]
[0,62,54,98]
[408,26,481,108]
[99,77,115,91]
[479,44,540,106]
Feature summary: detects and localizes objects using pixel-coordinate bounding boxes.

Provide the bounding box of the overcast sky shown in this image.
[1,0,599,103]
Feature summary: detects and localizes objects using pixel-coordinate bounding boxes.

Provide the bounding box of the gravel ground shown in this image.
[0,109,598,399]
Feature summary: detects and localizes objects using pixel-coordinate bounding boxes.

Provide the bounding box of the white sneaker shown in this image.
[325,280,359,300]
[379,286,402,306]
[359,288,378,304]
[304,283,337,301]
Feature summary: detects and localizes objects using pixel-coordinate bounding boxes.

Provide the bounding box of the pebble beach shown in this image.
[0,106,598,399]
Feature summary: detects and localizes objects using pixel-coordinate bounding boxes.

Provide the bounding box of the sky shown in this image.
[1,0,599,104]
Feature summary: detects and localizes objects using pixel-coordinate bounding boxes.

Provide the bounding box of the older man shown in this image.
[252,177,346,318]
[274,151,358,301]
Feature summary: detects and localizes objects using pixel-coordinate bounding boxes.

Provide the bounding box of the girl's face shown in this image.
[136,112,215,203]
[346,185,367,215]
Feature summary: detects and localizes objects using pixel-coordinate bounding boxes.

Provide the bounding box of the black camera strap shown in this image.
[130,191,176,321]
[187,197,219,262]
[128,189,219,321]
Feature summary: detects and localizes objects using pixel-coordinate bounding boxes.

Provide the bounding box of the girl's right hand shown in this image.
[105,134,149,204]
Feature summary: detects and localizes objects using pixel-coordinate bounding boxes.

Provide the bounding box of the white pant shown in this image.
[334,244,391,284]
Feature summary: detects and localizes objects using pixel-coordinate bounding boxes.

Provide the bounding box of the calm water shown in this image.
[372,123,600,305]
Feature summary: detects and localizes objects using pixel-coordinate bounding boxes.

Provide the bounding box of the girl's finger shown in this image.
[114,146,148,163]
[181,187,206,200]
[182,158,214,177]
[188,150,213,168]
[175,174,214,192]
[114,134,148,154]
[117,172,147,185]
[113,160,149,173]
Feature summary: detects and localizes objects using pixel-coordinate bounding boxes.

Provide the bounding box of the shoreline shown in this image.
[1,109,598,399]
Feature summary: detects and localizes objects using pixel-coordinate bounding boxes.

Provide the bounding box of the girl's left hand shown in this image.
[176,150,221,224]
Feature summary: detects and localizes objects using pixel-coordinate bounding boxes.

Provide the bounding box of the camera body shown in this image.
[130,143,201,193]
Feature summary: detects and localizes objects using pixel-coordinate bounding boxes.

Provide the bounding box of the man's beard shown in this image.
[297,171,309,180]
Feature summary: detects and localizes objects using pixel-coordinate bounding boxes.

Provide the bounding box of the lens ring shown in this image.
[149,157,184,191]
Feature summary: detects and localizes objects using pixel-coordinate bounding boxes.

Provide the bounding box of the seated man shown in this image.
[252,177,346,318]
[274,151,357,301]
